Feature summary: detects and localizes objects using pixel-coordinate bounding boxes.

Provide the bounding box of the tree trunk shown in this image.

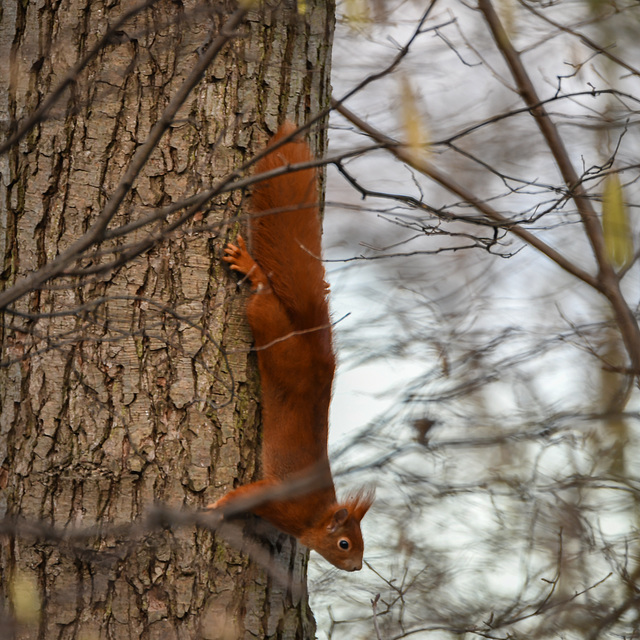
[0,1,334,638]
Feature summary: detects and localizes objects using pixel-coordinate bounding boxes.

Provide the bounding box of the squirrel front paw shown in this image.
[223,234,269,291]
[223,235,256,276]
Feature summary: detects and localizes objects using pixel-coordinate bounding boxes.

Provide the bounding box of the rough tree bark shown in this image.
[0,1,335,638]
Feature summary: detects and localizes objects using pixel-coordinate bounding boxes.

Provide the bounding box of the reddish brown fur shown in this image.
[211,123,372,571]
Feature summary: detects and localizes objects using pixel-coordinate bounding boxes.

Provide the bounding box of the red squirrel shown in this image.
[210,122,372,572]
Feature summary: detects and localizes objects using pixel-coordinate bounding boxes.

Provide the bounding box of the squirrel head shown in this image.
[300,489,374,571]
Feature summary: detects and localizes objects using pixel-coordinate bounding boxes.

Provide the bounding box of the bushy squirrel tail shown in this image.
[249,122,329,330]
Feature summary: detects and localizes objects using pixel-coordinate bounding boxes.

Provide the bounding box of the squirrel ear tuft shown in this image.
[327,507,349,532]
[346,487,375,522]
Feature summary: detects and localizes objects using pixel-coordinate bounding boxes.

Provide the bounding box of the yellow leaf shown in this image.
[587,0,610,17]
[10,572,41,624]
[602,173,633,268]
[399,75,430,161]
[343,0,371,30]
[496,0,516,39]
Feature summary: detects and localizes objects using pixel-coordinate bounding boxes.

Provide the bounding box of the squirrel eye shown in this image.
[338,539,350,550]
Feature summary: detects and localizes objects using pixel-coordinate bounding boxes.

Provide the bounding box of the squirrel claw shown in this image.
[223,234,260,281]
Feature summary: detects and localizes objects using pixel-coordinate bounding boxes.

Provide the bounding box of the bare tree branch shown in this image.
[332,98,599,288]
[0,0,160,156]
[478,0,640,371]
[0,7,247,311]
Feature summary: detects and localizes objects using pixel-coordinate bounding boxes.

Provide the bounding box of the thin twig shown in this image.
[0,7,247,311]
[478,0,640,371]
[0,0,160,156]
[372,593,384,640]
[332,99,599,289]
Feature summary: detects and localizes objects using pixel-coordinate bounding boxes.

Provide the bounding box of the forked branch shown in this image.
[478,0,640,371]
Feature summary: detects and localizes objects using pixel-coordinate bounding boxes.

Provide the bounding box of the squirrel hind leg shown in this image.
[223,234,270,292]
[206,478,275,512]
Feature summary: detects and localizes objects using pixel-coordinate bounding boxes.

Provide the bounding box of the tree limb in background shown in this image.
[478,0,640,371]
